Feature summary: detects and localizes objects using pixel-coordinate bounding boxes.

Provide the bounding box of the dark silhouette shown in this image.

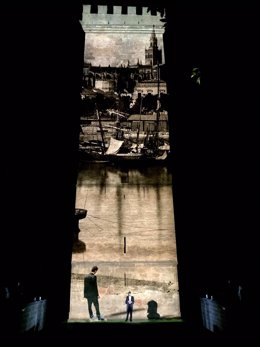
[125,291,134,322]
[72,239,86,253]
[74,208,87,241]
[147,300,160,319]
[1,282,21,334]
[219,279,243,334]
[84,266,103,320]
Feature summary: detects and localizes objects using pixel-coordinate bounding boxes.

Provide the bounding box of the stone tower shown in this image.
[145,25,162,66]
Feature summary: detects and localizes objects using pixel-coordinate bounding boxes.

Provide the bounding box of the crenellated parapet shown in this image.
[81,5,165,31]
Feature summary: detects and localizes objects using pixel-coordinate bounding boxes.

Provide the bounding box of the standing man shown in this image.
[125,291,134,322]
[84,265,103,320]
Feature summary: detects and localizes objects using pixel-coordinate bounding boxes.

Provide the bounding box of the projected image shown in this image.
[69,4,180,322]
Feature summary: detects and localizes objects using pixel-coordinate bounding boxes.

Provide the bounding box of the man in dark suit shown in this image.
[125,291,134,322]
[84,265,103,320]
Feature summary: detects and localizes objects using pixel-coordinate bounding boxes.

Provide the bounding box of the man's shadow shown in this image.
[147,300,161,320]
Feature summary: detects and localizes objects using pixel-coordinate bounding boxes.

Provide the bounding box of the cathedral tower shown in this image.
[145,25,162,66]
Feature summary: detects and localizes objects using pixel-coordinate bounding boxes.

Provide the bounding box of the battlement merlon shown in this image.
[81,5,166,32]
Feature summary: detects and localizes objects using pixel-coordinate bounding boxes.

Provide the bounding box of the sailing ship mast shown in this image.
[155,60,161,151]
[96,107,106,155]
[135,96,142,152]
